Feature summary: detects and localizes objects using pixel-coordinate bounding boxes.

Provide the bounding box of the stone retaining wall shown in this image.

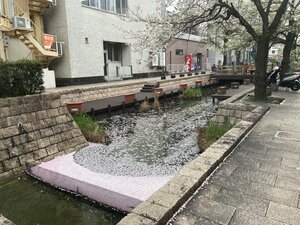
[0,94,88,181]
[158,74,211,90]
[59,74,211,104]
[214,87,256,124]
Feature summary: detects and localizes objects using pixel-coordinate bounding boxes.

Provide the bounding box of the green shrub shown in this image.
[204,121,233,146]
[73,113,106,143]
[0,59,44,98]
[182,88,202,98]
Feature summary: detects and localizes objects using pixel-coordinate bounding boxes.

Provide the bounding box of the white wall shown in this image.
[45,0,160,80]
[44,0,72,78]
[43,69,56,88]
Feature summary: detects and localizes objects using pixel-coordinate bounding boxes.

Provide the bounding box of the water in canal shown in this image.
[0,175,124,225]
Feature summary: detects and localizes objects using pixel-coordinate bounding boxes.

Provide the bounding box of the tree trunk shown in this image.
[280,32,297,81]
[254,37,269,100]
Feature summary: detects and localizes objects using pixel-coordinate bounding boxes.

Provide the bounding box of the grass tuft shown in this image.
[73,113,106,143]
[181,88,203,98]
[203,121,233,146]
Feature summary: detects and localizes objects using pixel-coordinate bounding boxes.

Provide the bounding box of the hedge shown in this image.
[0,59,45,98]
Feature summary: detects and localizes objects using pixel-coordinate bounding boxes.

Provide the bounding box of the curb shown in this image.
[117,106,269,225]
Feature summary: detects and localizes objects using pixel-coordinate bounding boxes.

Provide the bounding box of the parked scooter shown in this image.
[266,67,300,91]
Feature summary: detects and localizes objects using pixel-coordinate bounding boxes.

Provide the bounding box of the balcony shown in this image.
[28,0,53,14]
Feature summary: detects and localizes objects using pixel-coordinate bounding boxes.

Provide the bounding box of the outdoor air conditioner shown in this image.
[13,16,31,30]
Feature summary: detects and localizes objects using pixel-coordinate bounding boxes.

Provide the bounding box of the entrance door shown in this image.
[197,53,202,69]
[103,50,108,76]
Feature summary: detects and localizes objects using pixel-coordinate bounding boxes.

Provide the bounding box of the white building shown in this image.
[44,0,162,86]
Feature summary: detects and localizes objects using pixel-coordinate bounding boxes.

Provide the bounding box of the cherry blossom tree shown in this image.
[125,0,296,100]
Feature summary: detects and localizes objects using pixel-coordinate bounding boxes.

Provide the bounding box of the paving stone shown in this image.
[133,201,171,223]
[160,175,198,198]
[267,202,300,225]
[40,128,54,138]
[246,182,299,207]
[215,187,269,216]
[275,176,300,192]
[244,152,282,166]
[281,158,300,169]
[225,155,261,170]
[210,174,250,192]
[197,183,222,200]
[55,115,68,124]
[265,148,300,160]
[230,167,277,186]
[229,209,287,225]
[259,163,300,180]
[178,167,207,181]
[168,213,198,225]
[116,213,154,225]
[194,217,222,225]
[184,197,235,224]
[147,191,183,208]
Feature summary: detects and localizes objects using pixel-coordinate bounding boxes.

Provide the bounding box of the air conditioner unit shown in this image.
[13,16,31,30]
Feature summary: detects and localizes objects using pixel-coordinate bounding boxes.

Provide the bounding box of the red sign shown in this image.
[185,55,193,71]
[43,34,55,50]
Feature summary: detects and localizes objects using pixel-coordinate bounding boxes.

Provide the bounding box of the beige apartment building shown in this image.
[0,0,62,88]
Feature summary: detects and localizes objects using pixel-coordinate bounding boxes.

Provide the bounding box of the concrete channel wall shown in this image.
[0,94,88,181]
[59,74,211,104]
[117,87,269,225]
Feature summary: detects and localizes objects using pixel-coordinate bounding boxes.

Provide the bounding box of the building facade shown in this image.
[44,0,162,86]
[165,34,207,73]
[0,0,61,88]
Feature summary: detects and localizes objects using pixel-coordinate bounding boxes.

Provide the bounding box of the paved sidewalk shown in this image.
[169,89,300,225]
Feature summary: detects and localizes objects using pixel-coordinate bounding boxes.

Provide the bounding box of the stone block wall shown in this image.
[158,74,211,90]
[214,103,257,124]
[0,94,88,181]
[59,74,211,104]
[60,81,147,103]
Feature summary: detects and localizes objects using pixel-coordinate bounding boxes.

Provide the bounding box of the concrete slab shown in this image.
[30,153,172,212]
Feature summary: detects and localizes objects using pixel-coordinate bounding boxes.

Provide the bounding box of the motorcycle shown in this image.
[266,67,300,91]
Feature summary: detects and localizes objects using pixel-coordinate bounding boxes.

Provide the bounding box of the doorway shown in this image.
[103,50,108,76]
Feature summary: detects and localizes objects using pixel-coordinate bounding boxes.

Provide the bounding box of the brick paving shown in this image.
[168,90,300,225]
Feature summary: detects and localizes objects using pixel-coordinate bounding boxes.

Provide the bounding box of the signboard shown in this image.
[185,54,193,71]
[43,34,55,50]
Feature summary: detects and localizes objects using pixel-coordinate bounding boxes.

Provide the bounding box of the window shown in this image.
[272,50,276,54]
[81,0,128,14]
[176,49,183,55]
